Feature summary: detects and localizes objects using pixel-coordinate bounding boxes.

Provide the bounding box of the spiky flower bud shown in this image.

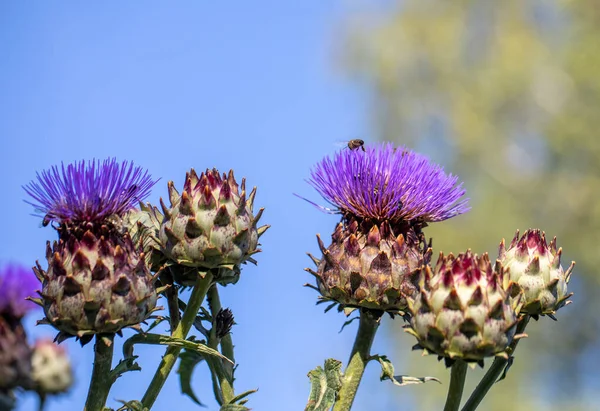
[304,143,469,312]
[31,339,73,395]
[24,159,158,343]
[158,168,269,285]
[307,221,430,312]
[498,229,574,318]
[0,264,38,391]
[215,308,235,339]
[406,251,522,365]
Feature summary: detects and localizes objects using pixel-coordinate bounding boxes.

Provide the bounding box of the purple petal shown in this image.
[307,143,470,223]
[0,263,39,318]
[23,159,157,224]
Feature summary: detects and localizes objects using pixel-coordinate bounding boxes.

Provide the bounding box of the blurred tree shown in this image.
[343,0,600,409]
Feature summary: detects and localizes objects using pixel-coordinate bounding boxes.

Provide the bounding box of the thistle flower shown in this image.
[0,264,38,391]
[305,144,469,312]
[158,168,269,286]
[23,158,155,225]
[31,339,73,395]
[0,264,39,319]
[498,229,574,319]
[24,159,159,343]
[406,251,522,366]
[307,143,469,224]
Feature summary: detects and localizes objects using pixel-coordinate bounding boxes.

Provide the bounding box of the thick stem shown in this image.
[443,360,468,411]
[207,285,235,403]
[332,310,380,411]
[461,315,531,411]
[84,334,115,411]
[141,272,214,409]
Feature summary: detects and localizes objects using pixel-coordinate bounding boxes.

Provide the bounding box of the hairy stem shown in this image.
[207,285,235,404]
[84,334,115,411]
[461,315,531,411]
[333,310,380,411]
[141,272,214,409]
[443,360,468,411]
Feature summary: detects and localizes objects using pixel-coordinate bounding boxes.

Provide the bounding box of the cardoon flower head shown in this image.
[24,159,159,343]
[31,339,73,395]
[158,168,269,286]
[406,251,523,366]
[305,143,469,313]
[0,264,39,319]
[0,264,38,391]
[23,158,155,226]
[307,143,469,226]
[498,229,574,319]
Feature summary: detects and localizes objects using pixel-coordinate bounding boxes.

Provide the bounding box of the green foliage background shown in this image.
[342,1,600,409]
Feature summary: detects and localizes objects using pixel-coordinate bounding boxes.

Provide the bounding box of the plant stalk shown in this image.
[443,360,468,411]
[207,285,235,403]
[461,315,531,411]
[332,310,380,411]
[141,272,214,409]
[84,334,115,411]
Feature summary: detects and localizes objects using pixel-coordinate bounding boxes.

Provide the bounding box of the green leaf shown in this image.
[374,355,441,386]
[122,333,232,364]
[109,356,142,383]
[496,356,514,383]
[177,349,205,406]
[220,405,250,411]
[305,358,343,411]
[115,400,148,411]
[338,316,359,333]
[143,315,169,334]
[227,389,258,405]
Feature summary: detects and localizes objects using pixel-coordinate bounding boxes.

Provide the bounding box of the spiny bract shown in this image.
[406,251,523,365]
[498,229,574,319]
[32,223,158,342]
[307,220,431,312]
[159,168,269,285]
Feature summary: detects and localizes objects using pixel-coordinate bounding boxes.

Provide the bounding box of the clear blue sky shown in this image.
[0,2,409,410]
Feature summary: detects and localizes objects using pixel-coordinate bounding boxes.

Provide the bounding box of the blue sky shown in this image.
[0,2,414,410]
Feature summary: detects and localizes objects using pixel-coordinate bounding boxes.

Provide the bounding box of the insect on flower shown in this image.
[347,139,365,151]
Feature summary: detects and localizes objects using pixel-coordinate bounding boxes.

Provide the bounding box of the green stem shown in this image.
[461,315,531,411]
[443,360,468,411]
[37,394,47,411]
[141,272,214,409]
[207,285,235,403]
[84,334,115,411]
[332,310,380,411]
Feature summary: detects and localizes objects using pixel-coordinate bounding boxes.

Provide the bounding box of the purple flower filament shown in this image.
[0,264,39,318]
[308,143,469,223]
[24,158,157,224]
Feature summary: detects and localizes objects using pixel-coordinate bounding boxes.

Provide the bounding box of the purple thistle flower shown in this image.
[23,158,157,224]
[307,143,469,223]
[0,263,39,318]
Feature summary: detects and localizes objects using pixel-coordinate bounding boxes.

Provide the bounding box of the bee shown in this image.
[347,139,365,152]
[42,215,52,227]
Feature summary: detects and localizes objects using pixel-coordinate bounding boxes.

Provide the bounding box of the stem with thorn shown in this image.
[332,309,380,411]
[141,272,214,409]
[443,360,468,411]
[84,334,115,411]
[207,284,235,404]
